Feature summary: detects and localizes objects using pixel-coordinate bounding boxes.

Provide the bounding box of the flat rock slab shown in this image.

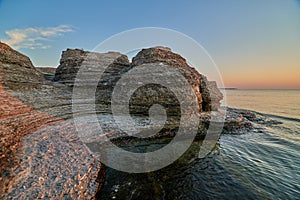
[0,74,104,199]
[5,120,103,199]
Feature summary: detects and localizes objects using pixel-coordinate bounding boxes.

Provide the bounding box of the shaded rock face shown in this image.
[53,48,131,84]
[53,48,132,115]
[0,42,44,89]
[53,49,88,84]
[54,46,223,113]
[52,47,224,145]
[36,67,56,81]
[128,47,202,117]
[54,49,131,85]
[131,47,223,112]
[200,74,223,111]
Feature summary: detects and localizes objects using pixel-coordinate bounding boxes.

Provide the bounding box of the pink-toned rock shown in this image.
[0,43,105,199]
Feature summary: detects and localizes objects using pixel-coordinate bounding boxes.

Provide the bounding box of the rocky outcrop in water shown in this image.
[54,46,223,113]
[200,74,223,111]
[1,43,261,199]
[132,47,223,112]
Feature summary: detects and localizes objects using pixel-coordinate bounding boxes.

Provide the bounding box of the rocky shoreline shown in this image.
[0,42,277,199]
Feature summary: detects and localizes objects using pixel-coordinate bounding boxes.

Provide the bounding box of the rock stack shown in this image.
[130,47,223,112]
[53,46,223,114]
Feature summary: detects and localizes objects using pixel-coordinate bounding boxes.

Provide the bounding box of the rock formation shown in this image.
[130,47,223,112]
[0,42,44,89]
[53,49,88,84]
[54,46,223,113]
[0,43,105,199]
[36,67,56,81]
[200,74,223,111]
[1,43,257,199]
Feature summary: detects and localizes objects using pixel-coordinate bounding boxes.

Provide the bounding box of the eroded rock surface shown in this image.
[0,42,44,90]
[54,47,223,113]
[36,67,56,81]
[1,43,236,199]
[0,43,105,199]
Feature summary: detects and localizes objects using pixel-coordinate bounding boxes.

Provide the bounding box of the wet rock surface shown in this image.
[221,107,282,134]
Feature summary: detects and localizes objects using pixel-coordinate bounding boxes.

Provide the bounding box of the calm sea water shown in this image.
[99,90,300,199]
[223,89,300,120]
[219,89,300,199]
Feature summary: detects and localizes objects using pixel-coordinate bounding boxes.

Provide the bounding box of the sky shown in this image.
[0,0,299,89]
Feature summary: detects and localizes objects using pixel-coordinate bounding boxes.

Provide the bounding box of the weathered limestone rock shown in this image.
[0,43,105,199]
[36,67,56,81]
[53,49,87,85]
[200,74,223,111]
[53,48,130,85]
[53,46,223,113]
[0,42,44,89]
[1,43,229,199]
[131,47,223,112]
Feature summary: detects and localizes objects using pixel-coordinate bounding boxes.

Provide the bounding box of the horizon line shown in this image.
[220,87,300,90]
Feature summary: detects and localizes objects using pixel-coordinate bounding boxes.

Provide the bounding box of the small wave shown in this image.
[258,113,300,123]
[224,106,300,123]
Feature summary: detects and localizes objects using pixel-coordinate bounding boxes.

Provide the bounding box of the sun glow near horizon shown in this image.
[0,0,299,89]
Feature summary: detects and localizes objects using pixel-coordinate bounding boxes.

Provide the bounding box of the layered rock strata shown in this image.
[1,43,231,199]
[0,43,105,199]
[53,47,223,115]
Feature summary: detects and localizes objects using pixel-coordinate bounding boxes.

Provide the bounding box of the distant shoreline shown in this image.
[219,88,238,90]
[219,88,300,90]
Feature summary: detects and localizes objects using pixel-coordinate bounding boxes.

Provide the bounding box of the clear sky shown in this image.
[0,0,299,89]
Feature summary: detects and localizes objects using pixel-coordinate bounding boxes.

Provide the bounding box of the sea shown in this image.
[98,89,300,199]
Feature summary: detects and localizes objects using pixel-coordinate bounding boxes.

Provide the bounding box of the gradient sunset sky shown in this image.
[0,0,299,89]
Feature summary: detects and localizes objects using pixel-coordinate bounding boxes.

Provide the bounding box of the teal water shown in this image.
[99,90,300,199]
